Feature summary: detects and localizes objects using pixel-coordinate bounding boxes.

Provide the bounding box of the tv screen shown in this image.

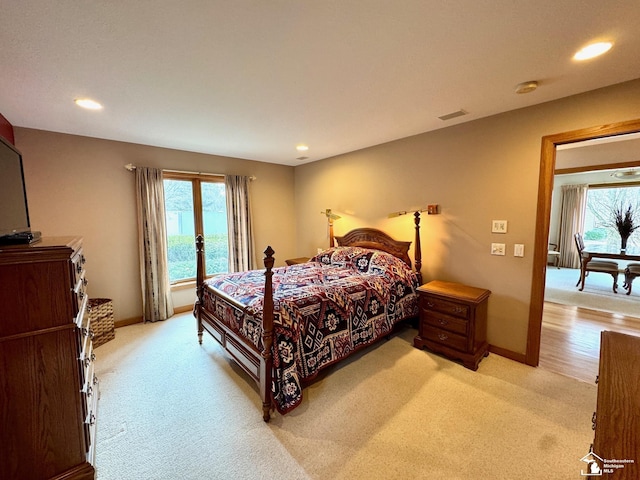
[0,135,35,241]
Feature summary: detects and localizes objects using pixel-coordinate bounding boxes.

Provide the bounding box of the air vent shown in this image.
[296,156,309,161]
[438,109,468,121]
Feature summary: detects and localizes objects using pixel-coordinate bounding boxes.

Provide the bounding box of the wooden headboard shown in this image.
[334,228,412,267]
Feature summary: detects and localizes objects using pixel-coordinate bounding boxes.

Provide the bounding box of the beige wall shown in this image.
[11,79,640,355]
[294,79,640,356]
[15,129,296,321]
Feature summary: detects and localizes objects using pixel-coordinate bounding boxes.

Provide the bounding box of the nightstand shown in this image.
[285,257,310,266]
[413,280,491,370]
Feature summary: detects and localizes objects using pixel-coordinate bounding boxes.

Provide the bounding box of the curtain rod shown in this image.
[124,163,256,181]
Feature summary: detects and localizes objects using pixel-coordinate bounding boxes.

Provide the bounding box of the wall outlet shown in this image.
[514,244,525,257]
[491,243,506,255]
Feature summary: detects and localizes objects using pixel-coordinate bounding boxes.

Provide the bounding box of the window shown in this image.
[584,184,640,250]
[163,173,228,283]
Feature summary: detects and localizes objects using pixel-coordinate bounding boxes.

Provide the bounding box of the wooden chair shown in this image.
[623,263,640,295]
[574,233,619,293]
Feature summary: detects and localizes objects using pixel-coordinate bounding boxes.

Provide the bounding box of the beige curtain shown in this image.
[558,184,588,268]
[225,175,256,272]
[135,167,174,322]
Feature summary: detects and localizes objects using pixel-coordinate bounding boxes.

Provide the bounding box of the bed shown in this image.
[194,214,424,422]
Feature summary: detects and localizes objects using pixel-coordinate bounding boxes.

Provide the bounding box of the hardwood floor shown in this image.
[540,301,640,383]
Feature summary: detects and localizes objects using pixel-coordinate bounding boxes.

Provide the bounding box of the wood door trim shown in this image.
[526,118,640,366]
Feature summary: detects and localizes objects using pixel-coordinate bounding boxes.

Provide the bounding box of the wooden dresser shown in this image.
[588,331,639,479]
[413,280,490,371]
[0,237,97,480]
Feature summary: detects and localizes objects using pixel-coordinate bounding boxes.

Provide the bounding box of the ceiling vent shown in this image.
[438,109,468,121]
[296,156,309,161]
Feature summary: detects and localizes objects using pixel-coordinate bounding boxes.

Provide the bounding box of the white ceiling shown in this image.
[555,132,640,177]
[2,1,640,166]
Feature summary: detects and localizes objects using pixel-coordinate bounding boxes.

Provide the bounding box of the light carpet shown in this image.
[545,267,639,318]
[95,313,596,480]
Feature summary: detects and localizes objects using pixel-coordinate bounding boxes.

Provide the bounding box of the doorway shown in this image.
[526,118,640,368]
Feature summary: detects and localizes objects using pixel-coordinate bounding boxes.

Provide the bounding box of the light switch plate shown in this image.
[514,244,525,257]
[492,220,508,233]
[491,243,506,255]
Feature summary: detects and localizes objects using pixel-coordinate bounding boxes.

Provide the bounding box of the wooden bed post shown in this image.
[414,212,423,285]
[195,234,205,344]
[261,246,275,422]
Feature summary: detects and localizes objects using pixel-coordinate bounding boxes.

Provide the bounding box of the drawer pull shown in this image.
[438,333,449,341]
[453,306,465,314]
[82,328,95,339]
[76,263,82,274]
[437,318,449,326]
[93,375,99,385]
[427,301,435,308]
[79,291,85,299]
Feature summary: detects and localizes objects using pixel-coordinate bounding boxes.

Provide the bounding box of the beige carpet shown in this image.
[545,267,639,317]
[95,313,597,479]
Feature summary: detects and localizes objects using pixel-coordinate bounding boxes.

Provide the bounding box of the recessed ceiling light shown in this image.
[74,98,103,110]
[296,145,309,152]
[611,170,640,180]
[573,42,613,61]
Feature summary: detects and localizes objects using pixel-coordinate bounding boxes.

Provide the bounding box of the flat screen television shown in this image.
[0,135,40,245]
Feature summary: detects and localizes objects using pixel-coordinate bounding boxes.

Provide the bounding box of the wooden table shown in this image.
[578,246,640,291]
[285,256,310,266]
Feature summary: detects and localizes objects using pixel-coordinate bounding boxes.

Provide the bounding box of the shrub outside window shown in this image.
[163,174,228,283]
[584,184,640,251]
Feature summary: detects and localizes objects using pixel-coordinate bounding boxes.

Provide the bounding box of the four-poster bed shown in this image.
[194,213,424,421]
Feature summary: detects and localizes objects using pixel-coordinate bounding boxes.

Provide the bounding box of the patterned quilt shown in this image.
[203,246,419,414]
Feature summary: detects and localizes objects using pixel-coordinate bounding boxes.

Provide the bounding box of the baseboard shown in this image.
[488,344,527,364]
[174,304,193,314]
[115,316,143,328]
[114,304,193,329]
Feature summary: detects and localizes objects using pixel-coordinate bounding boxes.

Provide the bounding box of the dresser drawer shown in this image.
[421,310,468,336]
[421,325,468,352]
[420,295,469,319]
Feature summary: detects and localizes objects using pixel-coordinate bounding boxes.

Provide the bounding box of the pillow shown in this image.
[312,246,410,274]
[311,246,367,267]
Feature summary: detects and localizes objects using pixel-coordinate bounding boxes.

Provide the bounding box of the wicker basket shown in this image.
[88,298,115,348]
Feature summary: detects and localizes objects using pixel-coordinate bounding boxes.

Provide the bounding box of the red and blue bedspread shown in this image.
[203,246,419,414]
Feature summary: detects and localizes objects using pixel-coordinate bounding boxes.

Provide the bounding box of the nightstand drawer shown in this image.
[422,325,468,352]
[421,311,467,336]
[420,295,469,319]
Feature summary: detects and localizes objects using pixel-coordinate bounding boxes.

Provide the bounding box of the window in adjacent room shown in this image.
[163,173,228,283]
[584,183,640,251]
